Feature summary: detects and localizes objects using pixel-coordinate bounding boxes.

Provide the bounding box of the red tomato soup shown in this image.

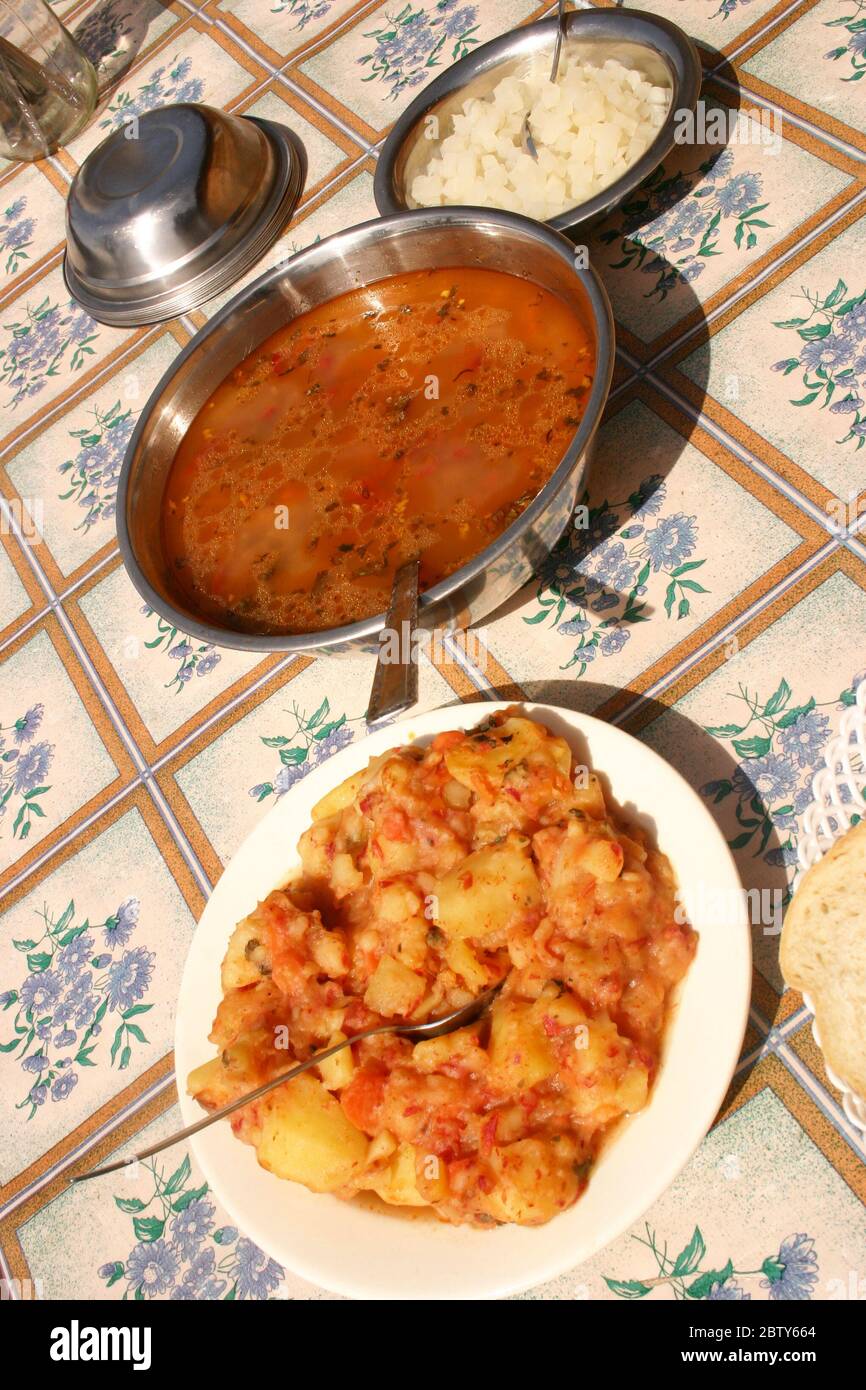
[161,267,595,634]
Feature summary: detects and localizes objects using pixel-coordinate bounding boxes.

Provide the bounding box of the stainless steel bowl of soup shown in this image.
[117,207,614,653]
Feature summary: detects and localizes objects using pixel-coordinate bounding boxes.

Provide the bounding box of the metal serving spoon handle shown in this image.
[522,0,568,161]
[366,556,420,730]
[549,0,567,85]
[71,983,502,1182]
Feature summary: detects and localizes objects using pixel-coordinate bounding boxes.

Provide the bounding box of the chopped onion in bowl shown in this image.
[410,56,671,222]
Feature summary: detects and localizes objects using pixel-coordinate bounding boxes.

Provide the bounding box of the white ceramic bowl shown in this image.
[174,701,751,1300]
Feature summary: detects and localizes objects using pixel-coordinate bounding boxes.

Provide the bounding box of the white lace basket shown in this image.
[795,680,866,1134]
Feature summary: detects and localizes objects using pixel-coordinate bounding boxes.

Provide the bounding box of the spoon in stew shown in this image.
[521,0,568,162]
[366,555,420,730]
[70,981,504,1181]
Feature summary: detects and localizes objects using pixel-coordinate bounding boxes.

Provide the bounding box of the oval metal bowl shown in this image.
[117,206,614,655]
[374,7,702,236]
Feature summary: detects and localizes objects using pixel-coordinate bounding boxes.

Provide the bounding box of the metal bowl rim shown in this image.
[117,205,614,654]
[373,7,703,233]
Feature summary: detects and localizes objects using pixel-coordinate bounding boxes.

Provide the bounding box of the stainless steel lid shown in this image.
[63,103,305,326]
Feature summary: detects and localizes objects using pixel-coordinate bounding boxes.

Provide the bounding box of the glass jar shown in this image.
[0,0,97,161]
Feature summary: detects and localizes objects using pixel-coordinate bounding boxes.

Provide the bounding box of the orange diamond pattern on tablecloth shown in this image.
[0,0,864,1303]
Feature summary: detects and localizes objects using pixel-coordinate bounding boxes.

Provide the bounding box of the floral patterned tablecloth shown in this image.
[0,0,864,1303]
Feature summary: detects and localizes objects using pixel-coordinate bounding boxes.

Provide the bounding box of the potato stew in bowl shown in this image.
[188,711,697,1227]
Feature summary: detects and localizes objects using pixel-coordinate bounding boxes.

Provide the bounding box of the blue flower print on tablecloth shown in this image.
[0,704,54,841]
[138,606,222,695]
[249,698,357,803]
[605,1223,818,1300]
[700,673,864,891]
[597,148,772,301]
[99,1158,284,1300]
[271,0,336,26]
[58,400,135,533]
[99,55,204,131]
[0,297,99,407]
[823,0,866,81]
[759,1233,820,1299]
[712,0,757,17]
[358,2,480,100]
[0,896,154,1118]
[0,197,35,276]
[524,478,709,673]
[771,279,866,449]
[73,0,143,82]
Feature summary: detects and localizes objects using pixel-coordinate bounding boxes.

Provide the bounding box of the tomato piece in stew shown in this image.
[161,267,594,634]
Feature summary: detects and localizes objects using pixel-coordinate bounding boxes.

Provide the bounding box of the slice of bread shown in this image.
[781,820,866,1101]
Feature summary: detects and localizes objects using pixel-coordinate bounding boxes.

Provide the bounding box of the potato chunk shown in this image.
[209,979,282,1050]
[367,1142,429,1207]
[488,997,556,1091]
[479,1139,580,1225]
[444,716,571,795]
[187,1033,263,1110]
[444,937,488,991]
[331,852,363,899]
[364,954,425,1017]
[577,836,624,883]
[411,1023,485,1074]
[310,751,393,821]
[562,1011,650,1121]
[434,832,541,940]
[531,989,586,1032]
[257,1073,368,1193]
[220,915,271,991]
[317,1031,355,1092]
[415,1149,449,1203]
[570,771,607,819]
